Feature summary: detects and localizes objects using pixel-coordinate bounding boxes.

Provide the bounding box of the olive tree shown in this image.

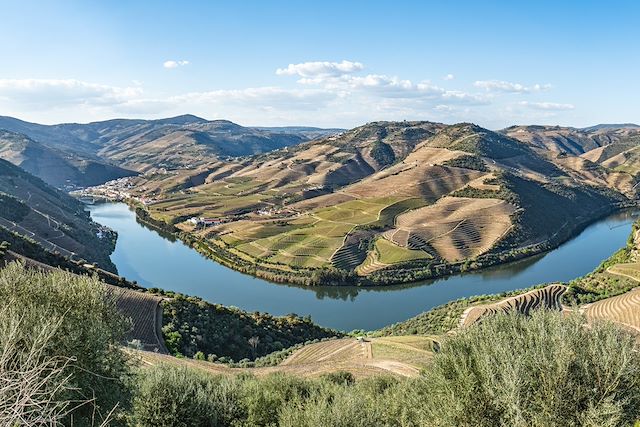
[414,310,640,427]
[0,262,131,425]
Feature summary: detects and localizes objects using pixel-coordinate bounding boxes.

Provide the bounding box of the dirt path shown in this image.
[606,266,640,282]
[365,360,420,377]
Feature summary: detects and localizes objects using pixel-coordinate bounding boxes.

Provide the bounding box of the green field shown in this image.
[231,197,405,268]
[314,197,397,224]
[375,238,431,264]
[368,197,430,229]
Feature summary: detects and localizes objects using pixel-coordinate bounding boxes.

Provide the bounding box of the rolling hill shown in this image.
[0,115,343,177]
[504,124,640,197]
[502,124,640,156]
[0,129,136,188]
[90,120,634,286]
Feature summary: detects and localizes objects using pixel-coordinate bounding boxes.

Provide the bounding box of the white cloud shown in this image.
[284,71,489,106]
[0,61,575,128]
[276,60,363,79]
[474,80,551,93]
[0,78,141,108]
[163,60,190,69]
[518,101,575,111]
[172,87,334,111]
[443,74,455,81]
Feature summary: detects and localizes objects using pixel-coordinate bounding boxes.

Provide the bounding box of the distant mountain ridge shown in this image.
[0,115,344,184]
[0,129,136,188]
[502,124,640,156]
[581,123,640,132]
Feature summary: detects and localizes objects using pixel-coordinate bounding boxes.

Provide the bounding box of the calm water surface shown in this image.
[88,203,638,331]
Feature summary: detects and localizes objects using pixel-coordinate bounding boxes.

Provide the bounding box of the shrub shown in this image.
[278,385,384,427]
[0,261,131,425]
[0,305,73,424]
[320,371,355,386]
[415,310,640,426]
[131,365,222,426]
[238,373,316,426]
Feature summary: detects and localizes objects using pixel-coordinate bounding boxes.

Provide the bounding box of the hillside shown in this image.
[0,129,136,188]
[503,124,640,196]
[82,120,633,286]
[0,115,342,176]
[160,292,339,362]
[502,124,640,156]
[137,335,432,378]
[0,158,117,270]
[378,219,640,337]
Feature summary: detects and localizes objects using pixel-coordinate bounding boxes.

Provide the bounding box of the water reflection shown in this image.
[88,203,637,330]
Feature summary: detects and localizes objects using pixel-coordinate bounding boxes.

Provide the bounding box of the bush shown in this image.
[0,304,73,424]
[0,262,131,425]
[415,310,640,426]
[239,373,316,426]
[278,384,385,427]
[129,310,640,426]
[320,371,355,386]
[131,365,222,426]
[161,295,338,361]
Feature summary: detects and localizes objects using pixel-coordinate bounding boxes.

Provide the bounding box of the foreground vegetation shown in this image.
[5,258,640,425]
[159,292,339,363]
[0,262,130,425]
[133,311,640,426]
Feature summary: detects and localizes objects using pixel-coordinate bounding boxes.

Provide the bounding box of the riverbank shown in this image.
[131,200,638,288]
[87,202,637,330]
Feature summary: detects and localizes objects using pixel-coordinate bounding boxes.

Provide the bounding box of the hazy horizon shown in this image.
[3,112,639,133]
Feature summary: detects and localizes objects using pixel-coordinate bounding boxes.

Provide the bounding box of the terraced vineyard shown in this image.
[374,238,430,264]
[584,288,640,332]
[330,230,373,271]
[355,249,389,275]
[370,336,435,371]
[282,338,366,366]
[387,197,516,261]
[135,335,430,379]
[105,285,167,353]
[280,337,426,377]
[460,284,567,327]
[368,197,430,229]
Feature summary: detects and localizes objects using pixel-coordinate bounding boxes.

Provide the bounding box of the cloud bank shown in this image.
[0,60,576,127]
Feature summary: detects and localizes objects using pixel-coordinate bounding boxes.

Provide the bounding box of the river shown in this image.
[88,203,638,331]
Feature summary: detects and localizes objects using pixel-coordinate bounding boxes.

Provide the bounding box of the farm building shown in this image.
[188,217,226,227]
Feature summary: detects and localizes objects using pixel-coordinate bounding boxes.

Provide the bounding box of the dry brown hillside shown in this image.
[82,121,632,285]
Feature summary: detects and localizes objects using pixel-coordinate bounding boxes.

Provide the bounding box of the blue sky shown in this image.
[0,0,638,128]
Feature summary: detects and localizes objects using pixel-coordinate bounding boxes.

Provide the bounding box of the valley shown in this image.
[79,121,640,286]
[3,114,640,370]
[86,201,637,331]
[43,208,640,383]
